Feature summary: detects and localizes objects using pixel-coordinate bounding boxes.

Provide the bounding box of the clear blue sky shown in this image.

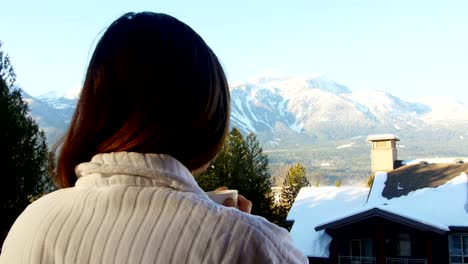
[1,0,467,103]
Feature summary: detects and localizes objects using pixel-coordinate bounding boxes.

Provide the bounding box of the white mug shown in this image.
[206,190,238,207]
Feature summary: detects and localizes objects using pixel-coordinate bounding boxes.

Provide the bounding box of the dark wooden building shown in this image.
[315,208,458,264]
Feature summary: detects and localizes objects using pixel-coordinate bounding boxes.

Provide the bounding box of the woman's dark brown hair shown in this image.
[55,12,230,187]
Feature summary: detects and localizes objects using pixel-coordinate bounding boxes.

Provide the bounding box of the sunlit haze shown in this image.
[1,0,467,103]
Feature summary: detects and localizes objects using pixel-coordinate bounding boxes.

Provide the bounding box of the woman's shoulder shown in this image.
[10,188,73,223]
[0,188,75,262]
[185,191,290,243]
[190,196,307,263]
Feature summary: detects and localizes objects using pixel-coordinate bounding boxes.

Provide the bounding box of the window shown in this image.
[450,234,468,264]
[350,239,361,257]
[350,238,373,257]
[398,233,411,256]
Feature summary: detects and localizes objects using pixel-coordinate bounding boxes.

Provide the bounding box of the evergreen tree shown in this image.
[0,41,51,246]
[280,163,309,211]
[243,133,275,217]
[335,179,342,187]
[196,128,276,220]
[367,174,374,187]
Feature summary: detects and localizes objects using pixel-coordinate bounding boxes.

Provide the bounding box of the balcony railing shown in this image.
[339,256,376,264]
[386,258,427,264]
[338,256,427,264]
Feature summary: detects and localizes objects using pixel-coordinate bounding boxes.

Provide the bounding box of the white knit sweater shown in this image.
[1,152,307,264]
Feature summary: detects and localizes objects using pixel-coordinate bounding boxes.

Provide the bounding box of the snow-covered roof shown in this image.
[383,162,468,199]
[286,186,369,258]
[287,166,468,258]
[317,172,467,231]
[368,171,467,229]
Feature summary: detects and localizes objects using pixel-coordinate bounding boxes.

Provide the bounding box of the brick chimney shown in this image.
[367,134,400,174]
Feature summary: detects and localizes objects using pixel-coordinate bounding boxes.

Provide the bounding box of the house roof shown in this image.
[286,186,369,258]
[363,171,467,231]
[383,163,468,199]
[315,207,447,234]
[450,226,468,232]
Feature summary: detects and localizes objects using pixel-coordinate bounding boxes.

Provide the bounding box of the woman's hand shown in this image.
[215,187,252,214]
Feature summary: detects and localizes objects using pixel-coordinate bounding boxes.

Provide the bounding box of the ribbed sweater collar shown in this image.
[75,152,208,197]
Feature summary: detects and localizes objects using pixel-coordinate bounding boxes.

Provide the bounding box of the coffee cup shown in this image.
[206,189,238,207]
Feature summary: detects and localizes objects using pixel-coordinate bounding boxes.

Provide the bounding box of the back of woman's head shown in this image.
[56,12,230,187]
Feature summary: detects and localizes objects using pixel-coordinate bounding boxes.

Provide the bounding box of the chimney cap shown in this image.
[367,134,400,142]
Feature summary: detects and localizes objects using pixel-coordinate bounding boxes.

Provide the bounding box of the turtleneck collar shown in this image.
[75,152,208,197]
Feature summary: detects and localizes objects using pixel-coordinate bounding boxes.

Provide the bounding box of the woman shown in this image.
[1,12,307,263]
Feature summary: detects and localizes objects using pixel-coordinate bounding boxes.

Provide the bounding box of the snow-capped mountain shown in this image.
[23,75,468,147]
[21,90,77,143]
[36,89,79,110]
[230,76,460,142]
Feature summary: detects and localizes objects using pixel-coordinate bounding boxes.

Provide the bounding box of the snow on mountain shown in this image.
[229,75,448,142]
[230,75,358,136]
[345,90,430,124]
[36,88,79,110]
[414,96,468,122]
[247,75,351,95]
[20,90,70,143]
[336,142,355,149]
[21,86,81,143]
